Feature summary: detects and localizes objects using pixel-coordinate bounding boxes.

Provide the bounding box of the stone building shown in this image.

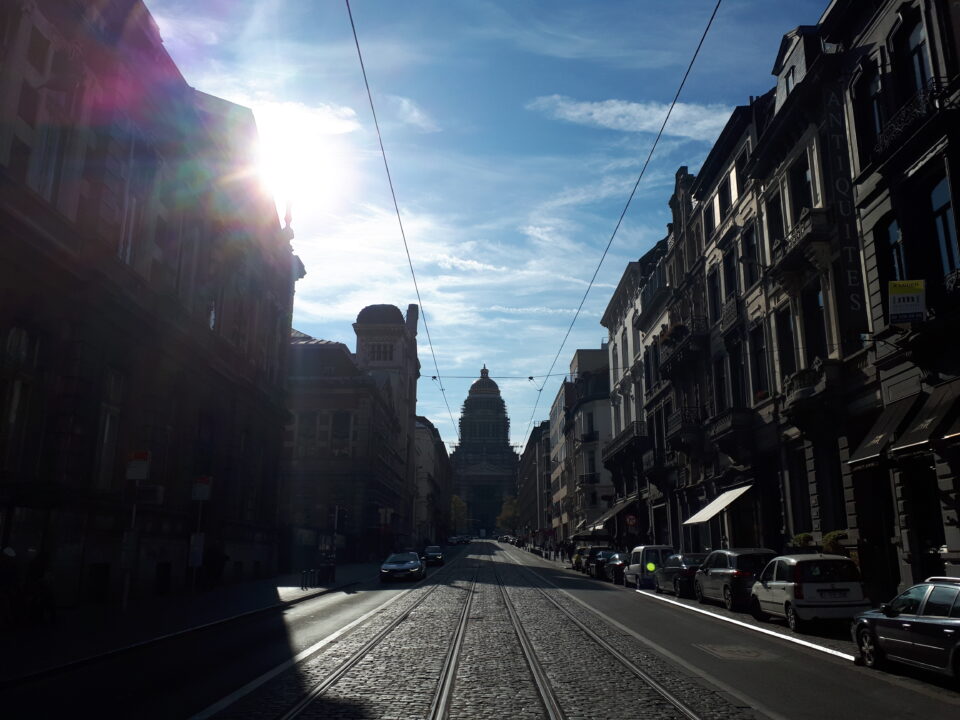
[0,0,302,606]
[282,305,420,564]
[413,416,452,546]
[517,420,550,545]
[449,367,519,537]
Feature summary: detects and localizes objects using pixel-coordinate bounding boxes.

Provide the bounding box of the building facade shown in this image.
[414,416,452,547]
[0,0,302,607]
[449,367,519,536]
[517,420,550,546]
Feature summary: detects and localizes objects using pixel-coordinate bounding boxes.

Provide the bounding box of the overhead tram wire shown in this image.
[345,0,460,442]
[520,0,724,447]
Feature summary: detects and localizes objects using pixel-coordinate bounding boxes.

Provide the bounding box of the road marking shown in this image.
[189,587,413,720]
[635,590,856,661]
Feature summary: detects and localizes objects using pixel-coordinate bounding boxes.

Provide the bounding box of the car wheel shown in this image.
[749,597,767,620]
[694,581,705,603]
[673,577,681,597]
[786,604,805,633]
[857,626,883,669]
[723,585,736,611]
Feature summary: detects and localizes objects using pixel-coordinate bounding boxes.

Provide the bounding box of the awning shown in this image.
[589,495,634,531]
[890,381,960,456]
[683,485,751,525]
[847,395,924,468]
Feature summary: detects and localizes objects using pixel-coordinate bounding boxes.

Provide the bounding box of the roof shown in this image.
[357,304,404,325]
[290,329,343,346]
[469,366,500,395]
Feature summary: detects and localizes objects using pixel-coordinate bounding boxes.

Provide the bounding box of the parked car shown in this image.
[653,553,707,597]
[423,546,445,566]
[749,554,871,631]
[853,577,960,683]
[694,548,776,610]
[587,550,617,579]
[447,536,460,545]
[577,546,609,574]
[624,545,676,589]
[380,551,426,582]
[603,552,630,584]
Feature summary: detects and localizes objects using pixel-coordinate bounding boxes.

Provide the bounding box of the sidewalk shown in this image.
[0,562,380,684]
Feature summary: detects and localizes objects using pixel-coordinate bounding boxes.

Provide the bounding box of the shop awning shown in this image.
[589,495,634,531]
[890,381,960,456]
[683,485,751,525]
[847,395,924,468]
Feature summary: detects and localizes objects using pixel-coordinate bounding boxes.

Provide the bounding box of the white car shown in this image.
[749,554,872,632]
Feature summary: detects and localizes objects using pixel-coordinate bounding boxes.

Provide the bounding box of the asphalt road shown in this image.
[500,544,960,720]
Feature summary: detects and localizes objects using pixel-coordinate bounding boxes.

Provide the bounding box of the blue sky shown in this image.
[146,0,828,451]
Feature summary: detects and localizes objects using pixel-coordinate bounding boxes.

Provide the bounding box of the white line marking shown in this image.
[189,587,413,720]
[634,589,856,661]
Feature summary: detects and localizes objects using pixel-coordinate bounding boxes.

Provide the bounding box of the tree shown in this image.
[496,495,519,535]
[450,495,468,534]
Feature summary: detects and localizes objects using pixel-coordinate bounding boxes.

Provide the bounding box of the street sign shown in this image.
[192,476,213,501]
[888,280,926,324]
[126,451,151,481]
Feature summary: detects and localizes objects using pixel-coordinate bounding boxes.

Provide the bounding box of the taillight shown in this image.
[731,570,753,578]
[794,564,804,599]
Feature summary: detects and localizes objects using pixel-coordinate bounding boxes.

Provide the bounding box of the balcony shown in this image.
[707,407,756,461]
[782,358,842,429]
[659,316,708,378]
[768,208,832,291]
[873,79,952,161]
[601,420,649,464]
[665,406,704,452]
[641,449,676,478]
[720,297,741,334]
[576,472,600,491]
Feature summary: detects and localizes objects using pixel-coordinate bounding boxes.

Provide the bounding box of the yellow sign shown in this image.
[888,279,926,324]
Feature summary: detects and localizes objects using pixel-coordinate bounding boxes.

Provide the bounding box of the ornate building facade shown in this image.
[449,367,518,536]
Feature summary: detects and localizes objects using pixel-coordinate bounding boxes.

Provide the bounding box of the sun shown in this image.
[253,102,358,223]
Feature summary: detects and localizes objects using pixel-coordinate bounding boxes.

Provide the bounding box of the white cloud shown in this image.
[387,95,440,133]
[527,95,733,143]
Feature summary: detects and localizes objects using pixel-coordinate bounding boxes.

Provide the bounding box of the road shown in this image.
[3,541,958,719]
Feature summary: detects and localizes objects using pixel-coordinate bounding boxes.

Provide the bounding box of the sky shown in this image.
[145,0,829,452]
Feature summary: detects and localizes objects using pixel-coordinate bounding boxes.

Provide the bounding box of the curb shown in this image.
[0,577,364,688]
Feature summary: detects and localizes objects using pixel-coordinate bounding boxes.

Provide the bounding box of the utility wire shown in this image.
[345,0,460,442]
[521,0,724,448]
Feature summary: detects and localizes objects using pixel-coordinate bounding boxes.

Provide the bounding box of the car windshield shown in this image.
[736,554,773,572]
[798,560,860,582]
[597,551,615,559]
[681,554,707,566]
[385,553,418,563]
[425,546,441,553]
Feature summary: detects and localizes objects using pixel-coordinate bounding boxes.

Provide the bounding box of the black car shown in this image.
[380,551,426,582]
[694,548,776,610]
[580,546,609,575]
[603,552,630,584]
[654,553,707,597]
[853,576,960,683]
[588,550,617,579]
[423,545,444,565]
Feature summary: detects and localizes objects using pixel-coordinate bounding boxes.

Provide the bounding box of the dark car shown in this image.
[588,550,617,579]
[380,551,426,582]
[579,546,609,575]
[654,553,707,597]
[694,548,776,610]
[423,545,444,566]
[853,576,960,683]
[603,552,630,584]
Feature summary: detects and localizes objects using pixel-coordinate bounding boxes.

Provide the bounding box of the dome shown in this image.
[356,304,404,325]
[469,366,500,395]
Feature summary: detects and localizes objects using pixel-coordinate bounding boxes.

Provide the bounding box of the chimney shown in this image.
[406,304,419,336]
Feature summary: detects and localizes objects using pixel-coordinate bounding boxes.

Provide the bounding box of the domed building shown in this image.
[449,367,519,536]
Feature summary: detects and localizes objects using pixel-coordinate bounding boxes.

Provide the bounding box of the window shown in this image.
[776,308,797,378]
[718,177,731,219]
[704,200,715,239]
[586,412,594,434]
[890,584,929,615]
[855,71,885,159]
[880,218,908,282]
[749,324,769,400]
[801,281,828,363]
[331,411,351,456]
[907,22,930,93]
[760,561,775,582]
[765,193,785,248]
[932,177,959,276]
[369,343,394,361]
[707,269,721,323]
[729,342,746,407]
[722,252,738,299]
[296,411,317,458]
[713,356,728,413]
[789,154,813,222]
[784,66,796,95]
[775,561,792,582]
[734,147,749,198]
[742,225,760,287]
[920,586,958,617]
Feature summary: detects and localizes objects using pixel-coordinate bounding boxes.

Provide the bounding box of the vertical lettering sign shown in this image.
[824,84,869,352]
